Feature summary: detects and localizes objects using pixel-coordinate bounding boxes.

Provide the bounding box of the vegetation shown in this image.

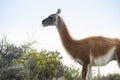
[0,37,80,80]
[94,73,120,80]
[0,37,119,80]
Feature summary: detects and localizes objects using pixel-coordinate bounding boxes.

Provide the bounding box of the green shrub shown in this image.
[94,73,120,80]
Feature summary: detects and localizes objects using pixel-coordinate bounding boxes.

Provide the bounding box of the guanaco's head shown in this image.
[42,9,61,27]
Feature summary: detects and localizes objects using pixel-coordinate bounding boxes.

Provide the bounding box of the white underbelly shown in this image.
[91,47,116,66]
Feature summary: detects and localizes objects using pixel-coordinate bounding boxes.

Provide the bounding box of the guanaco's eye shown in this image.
[49,16,54,20]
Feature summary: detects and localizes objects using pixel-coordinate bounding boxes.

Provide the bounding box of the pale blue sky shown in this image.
[0,0,120,75]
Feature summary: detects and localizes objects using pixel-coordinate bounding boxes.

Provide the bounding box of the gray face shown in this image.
[42,14,58,27]
[42,9,61,27]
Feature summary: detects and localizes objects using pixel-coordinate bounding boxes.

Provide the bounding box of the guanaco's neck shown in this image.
[56,16,74,52]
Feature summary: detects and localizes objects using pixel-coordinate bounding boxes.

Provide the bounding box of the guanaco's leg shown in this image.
[87,65,92,80]
[82,63,88,80]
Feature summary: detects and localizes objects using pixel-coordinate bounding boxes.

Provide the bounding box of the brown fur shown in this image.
[115,41,120,66]
[57,16,118,59]
[56,16,120,80]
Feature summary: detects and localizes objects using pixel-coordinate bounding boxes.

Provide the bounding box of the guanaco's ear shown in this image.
[56,8,61,15]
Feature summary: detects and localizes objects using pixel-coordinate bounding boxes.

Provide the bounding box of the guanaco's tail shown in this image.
[115,39,120,67]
